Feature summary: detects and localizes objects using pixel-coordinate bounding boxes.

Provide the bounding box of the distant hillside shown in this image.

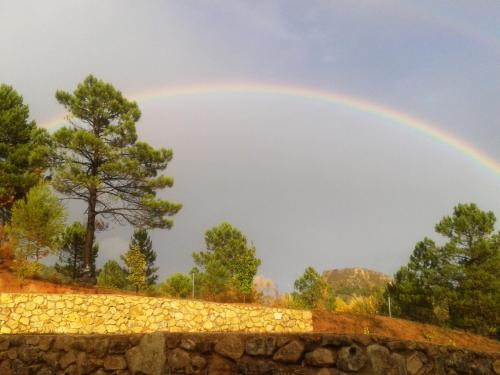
[322,267,391,300]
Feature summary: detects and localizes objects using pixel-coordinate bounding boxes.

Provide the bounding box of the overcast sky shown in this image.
[1,1,499,292]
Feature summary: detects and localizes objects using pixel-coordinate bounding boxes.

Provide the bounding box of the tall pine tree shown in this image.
[129,228,158,285]
[52,75,181,281]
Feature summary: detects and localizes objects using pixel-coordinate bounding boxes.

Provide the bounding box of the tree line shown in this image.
[0,76,498,336]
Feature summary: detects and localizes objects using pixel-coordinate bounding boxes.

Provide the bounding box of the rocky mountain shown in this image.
[322,267,391,300]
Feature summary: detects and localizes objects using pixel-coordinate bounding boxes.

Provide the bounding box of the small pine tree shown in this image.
[96,260,127,290]
[129,228,158,285]
[292,266,335,311]
[55,222,98,280]
[123,244,147,293]
[8,183,66,262]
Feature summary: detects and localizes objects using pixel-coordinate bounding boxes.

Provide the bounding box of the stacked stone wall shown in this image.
[0,333,498,374]
[0,293,312,334]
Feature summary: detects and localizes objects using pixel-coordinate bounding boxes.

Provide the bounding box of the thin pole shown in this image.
[192,272,195,299]
[388,294,392,318]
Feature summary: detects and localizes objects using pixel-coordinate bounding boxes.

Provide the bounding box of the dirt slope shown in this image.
[314,310,500,353]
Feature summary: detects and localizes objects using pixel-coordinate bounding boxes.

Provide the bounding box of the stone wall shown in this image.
[0,293,312,334]
[0,333,498,375]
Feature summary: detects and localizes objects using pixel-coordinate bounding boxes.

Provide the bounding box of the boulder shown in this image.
[214,336,245,360]
[245,336,276,356]
[126,333,166,375]
[273,340,305,363]
[337,344,367,372]
[305,348,336,367]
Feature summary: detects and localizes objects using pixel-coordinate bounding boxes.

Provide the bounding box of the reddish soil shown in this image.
[0,268,134,295]
[313,310,500,354]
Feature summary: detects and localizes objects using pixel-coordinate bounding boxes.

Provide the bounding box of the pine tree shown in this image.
[8,183,66,262]
[389,203,500,335]
[97,260,127,290]
[0,84,51,223]
[123,244,146,293]
[55,222,98,280]
[291,266,335,311]
[192,222,261,301]
[129,228,158,285]
[52,75,181,281]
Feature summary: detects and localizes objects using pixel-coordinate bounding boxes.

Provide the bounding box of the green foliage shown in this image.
[159,273,192,298]
[192,222,261,301]
[129,228,158,285]
[52,75,182,274]
[12,257,41,281]
[389,203,500,336]
[123,244,147,292]
[292,266,335,311]
[55,222,98,280]
[8,183,66,262]
[0,84,51,223]
[96,260,127,290]
[36,264,72,285]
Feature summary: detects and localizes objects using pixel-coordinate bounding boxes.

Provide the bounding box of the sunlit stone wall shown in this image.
[0,293,312,334]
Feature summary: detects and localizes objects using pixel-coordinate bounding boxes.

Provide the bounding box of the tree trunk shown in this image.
[83,187,97,284]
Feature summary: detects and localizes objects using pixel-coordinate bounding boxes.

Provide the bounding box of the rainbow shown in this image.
[40,82,500,177]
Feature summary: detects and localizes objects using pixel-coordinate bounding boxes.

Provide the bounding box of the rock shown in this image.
[42,352,59,368]
[494,360,500,375]
[180,338,197,351]
[125,333,166,375]
[167,348,191,372]
[273,340,304,363]
[214,336,245,360]
[53,336,74,352]
[36,366,54,375]
[109,336,130,354]
[18,346,42,364]
[317,369,331,375]
[337,344,367,372]
[60,350,77,369]
[238,356,275,375]
[92,337,110,358]
[38,337,54,351]
[0,339,9,351]
[104,355,127,370]
[208,354,235,375]
[406,352,427,375]
[245,336,276,356]
[305,348,336,367]
[391,353,408,375]
[191,354,207,373]
[0,359,12,375]
[367,344,393,375]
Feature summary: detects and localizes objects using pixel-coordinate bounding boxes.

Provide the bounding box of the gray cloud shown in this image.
[1,0,498,291]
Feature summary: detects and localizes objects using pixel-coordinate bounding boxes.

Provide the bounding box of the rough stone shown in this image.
[273,340,305,363]
[167,348,191,372]
[109,336,130,354]
[180,338,197,351]
[337,344,367,372]
[214,335,245,360]
[305,348,336,367]
[104,355,127,370]
[125,333,166,375]
[208,354,236,375]
[406,351,426,375]
[367,344,395,375]
[191,354,207,373]
[493,359,500,375]
[59,350,77,369]
[245,336,276,356]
